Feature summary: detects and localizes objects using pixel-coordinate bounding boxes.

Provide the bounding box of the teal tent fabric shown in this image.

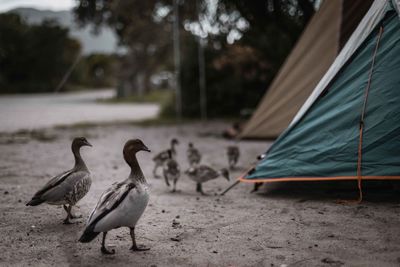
[245,9,400,181]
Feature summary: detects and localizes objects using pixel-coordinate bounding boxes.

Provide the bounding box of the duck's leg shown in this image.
[63,205,73,224]
[196,183,206,195]
[66,205,82,219]
[164,175,170,187]
[251,182,263,193]
[229,160,234,170]
[153,163,160,178]
[101,232,115,255]
[171,178,177,193]
[129,227,150,251]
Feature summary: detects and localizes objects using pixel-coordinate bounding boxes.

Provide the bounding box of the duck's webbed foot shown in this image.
[129,227,150,252]
[63,218,73,224]
[101,232,116,254]
[101,246,116,255]
[70,213,82,219]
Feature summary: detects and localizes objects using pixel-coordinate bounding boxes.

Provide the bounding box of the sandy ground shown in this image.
[0,122,399,267]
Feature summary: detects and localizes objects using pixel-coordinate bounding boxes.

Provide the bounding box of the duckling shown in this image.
[26,137,92,224]
[185,165,229,195]
[187,142,201,167]
[163,150,181,192]
[227,146,240,170]
[79,139,151,254]
[153,138,179,178]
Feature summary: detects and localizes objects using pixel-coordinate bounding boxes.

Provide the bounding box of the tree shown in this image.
[0,13,81,93]
[75,0,178,97]
[74,0,316,117]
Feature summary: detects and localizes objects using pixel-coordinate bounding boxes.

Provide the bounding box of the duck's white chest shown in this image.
[122,185,149,225]
[94,184,149,232]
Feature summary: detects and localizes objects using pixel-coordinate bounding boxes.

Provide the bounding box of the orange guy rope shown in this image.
[356,26,384,203]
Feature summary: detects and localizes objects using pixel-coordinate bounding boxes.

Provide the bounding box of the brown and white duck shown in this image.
[187,142,201,167]
[185,165,229,195]
[26,137,92,224]
[163,149,181,192]
[79,139,151,254]
[227,145,240,170]
[153,138,179,178]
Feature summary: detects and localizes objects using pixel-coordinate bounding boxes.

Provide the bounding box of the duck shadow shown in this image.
[254,180,400,203]
[29,213,80,261]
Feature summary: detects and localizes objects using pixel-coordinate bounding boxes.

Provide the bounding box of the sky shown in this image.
[0,0,75,12]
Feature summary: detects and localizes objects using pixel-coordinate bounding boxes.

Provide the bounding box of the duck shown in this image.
[163,149,181,192]
[26,137,92,224]
[153,138,179,178]
[187,142,201,167]
[79,139,151,254]
[185,165,229,195]
[227,145,240,170]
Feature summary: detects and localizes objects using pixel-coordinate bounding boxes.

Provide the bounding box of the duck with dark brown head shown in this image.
[79,139,151,254]
[26,137,92,224]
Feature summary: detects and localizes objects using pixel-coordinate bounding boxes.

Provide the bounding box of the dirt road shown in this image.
[0,90,159,133]
[0,122,399,266]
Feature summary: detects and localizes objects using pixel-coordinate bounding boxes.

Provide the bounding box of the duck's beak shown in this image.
[143,146,151,152]
[85,140,93,147]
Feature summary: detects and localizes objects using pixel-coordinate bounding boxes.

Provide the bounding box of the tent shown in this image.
[240,0,373,139]
[240,0,400,199]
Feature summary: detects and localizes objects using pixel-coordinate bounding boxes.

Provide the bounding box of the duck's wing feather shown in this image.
[86,181,135,227]
[29,169,74,200]
[41,171,90,203]
[198,165,218,179]
[153,150,169,161]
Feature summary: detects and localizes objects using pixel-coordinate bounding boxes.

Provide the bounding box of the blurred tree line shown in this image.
[0,12,117,93]
[75,0,317,118]
[1,0,317,119]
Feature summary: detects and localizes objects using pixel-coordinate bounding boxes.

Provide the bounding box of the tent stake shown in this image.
[220,180,240,196]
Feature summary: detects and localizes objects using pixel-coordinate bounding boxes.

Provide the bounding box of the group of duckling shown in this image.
[152,138,240,195]
[25,137,240,255]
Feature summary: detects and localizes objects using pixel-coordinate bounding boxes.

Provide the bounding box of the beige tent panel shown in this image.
[240,0,372,139]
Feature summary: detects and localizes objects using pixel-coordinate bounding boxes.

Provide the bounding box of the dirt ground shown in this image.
[0,122,399,267]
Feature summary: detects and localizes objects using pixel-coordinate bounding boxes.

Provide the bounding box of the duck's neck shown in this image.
[127,155,147,184]
[72,146,88,171]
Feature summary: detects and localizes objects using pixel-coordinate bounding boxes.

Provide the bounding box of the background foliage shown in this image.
[1,0,317,118]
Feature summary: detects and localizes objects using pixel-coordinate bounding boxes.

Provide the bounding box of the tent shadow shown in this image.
[255,180,400,203]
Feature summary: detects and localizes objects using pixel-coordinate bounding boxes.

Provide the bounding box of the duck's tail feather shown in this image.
[26,198,45,206]
[79,225,100,243]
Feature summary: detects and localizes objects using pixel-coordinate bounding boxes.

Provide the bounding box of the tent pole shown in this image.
[220,180,240,196]
[173,0,182,121]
